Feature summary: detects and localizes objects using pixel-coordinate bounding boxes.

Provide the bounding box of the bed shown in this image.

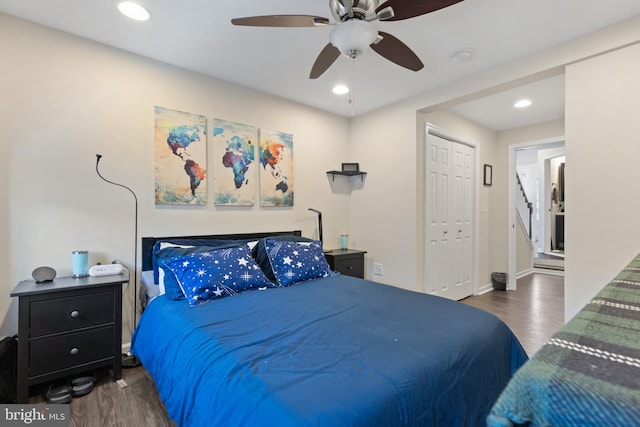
[488,253,640,427]
[131,231,527,427]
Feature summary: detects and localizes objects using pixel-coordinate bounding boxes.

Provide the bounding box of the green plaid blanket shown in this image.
[488,255,640,427]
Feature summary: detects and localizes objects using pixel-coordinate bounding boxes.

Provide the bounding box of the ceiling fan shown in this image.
[232,0,464,79]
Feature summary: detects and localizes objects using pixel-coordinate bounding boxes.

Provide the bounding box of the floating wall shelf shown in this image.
[326,170,367,182]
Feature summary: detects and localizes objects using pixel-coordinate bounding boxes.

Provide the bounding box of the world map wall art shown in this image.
[154,106,207,205]
[154,106,293,208]
[259,129,294,207]
[212,119,257,206]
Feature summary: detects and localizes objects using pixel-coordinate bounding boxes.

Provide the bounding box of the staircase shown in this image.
[516,173,564,272]
[516,173,533,239]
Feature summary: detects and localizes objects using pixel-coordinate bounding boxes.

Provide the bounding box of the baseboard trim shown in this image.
[477,283,493,295]
[475,268,563,296]
[533,267,565,277]
[517,268,534,279]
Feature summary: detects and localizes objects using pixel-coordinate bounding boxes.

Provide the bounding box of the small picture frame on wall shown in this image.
[341,163,360,172]
[484,164,493,186]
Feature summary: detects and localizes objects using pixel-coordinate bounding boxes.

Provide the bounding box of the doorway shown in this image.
[508,137,564,290]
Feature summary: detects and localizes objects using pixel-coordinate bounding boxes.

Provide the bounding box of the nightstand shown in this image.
[10,271,128,403]
[324,249,367,279]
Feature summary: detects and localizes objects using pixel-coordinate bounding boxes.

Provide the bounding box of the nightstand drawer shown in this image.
[30,291,114,337]
[324,249,367,279]
[334,256,364,277]
[29,326,114,377]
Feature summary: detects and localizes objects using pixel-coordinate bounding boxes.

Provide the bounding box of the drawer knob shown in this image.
[347,266,353,270]
[70,310,80,318]
[70,347,79,355]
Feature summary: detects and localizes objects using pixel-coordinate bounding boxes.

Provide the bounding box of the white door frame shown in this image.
[425,124,479,297]
[508,136,564,290]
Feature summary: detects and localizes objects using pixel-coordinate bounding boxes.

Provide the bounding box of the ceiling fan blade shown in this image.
[376,0,463,21]
[370,32,424,71]
[309,43,341,79]
[231,15,330,27]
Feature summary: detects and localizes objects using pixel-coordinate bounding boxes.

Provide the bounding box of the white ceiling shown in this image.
[450,74,566,131]
[2,0,639,130]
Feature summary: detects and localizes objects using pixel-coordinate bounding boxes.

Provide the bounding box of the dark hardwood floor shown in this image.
[461,272,565,356]
[29,272,563,426]
[30,365,175,427]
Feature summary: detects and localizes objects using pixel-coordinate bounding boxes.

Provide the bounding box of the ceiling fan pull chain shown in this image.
[350,58,356,116]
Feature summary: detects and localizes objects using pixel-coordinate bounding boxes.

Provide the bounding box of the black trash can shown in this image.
[491,272,507,291]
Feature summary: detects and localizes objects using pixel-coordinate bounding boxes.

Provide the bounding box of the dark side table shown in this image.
[324,249,367,279]
[10,271,128,403]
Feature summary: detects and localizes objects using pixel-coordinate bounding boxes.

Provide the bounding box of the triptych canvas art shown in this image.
[154,106,294,207]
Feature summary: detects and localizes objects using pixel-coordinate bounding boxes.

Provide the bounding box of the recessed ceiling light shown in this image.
[514,99,532,108]
[118,2,150,21]
[332,84,349,95]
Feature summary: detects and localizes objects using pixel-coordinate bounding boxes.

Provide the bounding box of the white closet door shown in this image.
[424,134,451,296]
[424,132,474,300]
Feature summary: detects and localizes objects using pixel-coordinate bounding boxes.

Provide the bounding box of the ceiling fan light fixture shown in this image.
[330,19,378,58]
[117,1,151,21]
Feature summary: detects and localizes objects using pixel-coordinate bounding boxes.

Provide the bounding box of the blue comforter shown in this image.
[132,275,526,426]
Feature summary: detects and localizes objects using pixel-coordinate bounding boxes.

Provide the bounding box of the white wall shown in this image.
[345,104,499,292]
[3,11,640,342]
[419,111,497,290]
[0,70,8,334]
[565,42,640,319]
[349,15,640,316]
[347,103,421,289]
[348,95,563,294]
[497,120,566,272]
[515,214,533,276]
[0,14,350,338]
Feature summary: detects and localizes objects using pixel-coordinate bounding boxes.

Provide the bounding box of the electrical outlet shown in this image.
[373,263,384,276]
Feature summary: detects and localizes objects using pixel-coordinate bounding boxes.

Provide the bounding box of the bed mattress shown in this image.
[132,274,526,426]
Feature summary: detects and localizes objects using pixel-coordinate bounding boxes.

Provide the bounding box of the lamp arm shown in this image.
[96,154,139,330]
[308,208,323,245]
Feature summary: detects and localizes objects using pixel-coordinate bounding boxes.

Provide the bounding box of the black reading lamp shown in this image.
[308,208,323,246]
[95,154,141,368]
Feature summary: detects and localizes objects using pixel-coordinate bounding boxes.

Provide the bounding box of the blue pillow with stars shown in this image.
[265,239,334,287]
[162,246,274,307]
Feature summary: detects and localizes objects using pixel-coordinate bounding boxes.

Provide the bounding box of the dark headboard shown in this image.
[141,230,302,271]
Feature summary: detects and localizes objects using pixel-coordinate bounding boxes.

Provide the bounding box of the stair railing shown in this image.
[516,173,533,239]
